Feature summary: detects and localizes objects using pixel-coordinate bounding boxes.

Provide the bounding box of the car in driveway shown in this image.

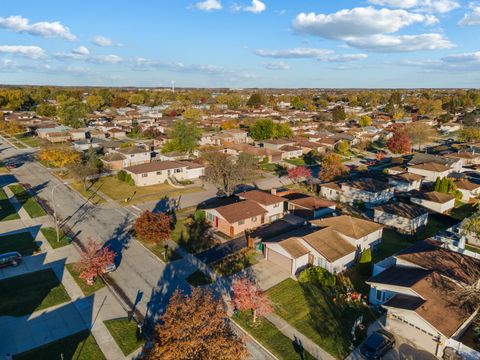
[360,329,395,359]
[0,252,22,268]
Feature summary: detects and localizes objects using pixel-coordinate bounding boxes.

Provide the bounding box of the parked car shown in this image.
[0,252,22,268]
[5,163,17,170]
[360,329,395,359]
[103,262,116,274]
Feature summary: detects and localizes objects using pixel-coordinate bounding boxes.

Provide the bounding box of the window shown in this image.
[142,173,148,178]
[238,219,245,225]
[376,289,384,302]
[130,154,135,158]
[207,213,214,221]
[156,171,162,175]
[274,203,279,208]
[251,216,257,222]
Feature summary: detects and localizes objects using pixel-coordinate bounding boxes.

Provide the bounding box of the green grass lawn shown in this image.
[186,269,213,287]
[451,202,476,221]
[267,278,375,359]
[373,229,415,263]
[172,218,217,254]
[14,133,43,148]
[0,269,71,317]
[138,238,183,262]
[466,244,480,254]
[65,263,105,296]
[13,330,105,360]
[285,158,306,166]
[233,311,316,360]
[212,249,259,277]
[41,227,70,249]
[8,184,47,218]
[0,231,39,255]
[104,318,145,355]
[0,188,20,221]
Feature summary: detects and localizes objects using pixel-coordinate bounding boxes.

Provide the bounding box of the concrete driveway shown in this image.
[249,259,292,290]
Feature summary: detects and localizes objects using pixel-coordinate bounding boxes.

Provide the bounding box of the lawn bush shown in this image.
[193,209,205,222]
[117,170,135,186]
[298,267,336,287]
[358,249,372,276]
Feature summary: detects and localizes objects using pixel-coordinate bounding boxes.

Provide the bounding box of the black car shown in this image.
[360,329,395,359]
[0,252,22,268]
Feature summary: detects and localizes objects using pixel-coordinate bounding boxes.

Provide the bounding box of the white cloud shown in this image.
[72,46,90,55]
[261,61,289,70]
[244,0,266,14]
[195,0,222,11]
[368,0,459,13]
[293,7,437,39]
[255,47,368,62]
[402,51,480,71]
[0,45,46,59]
[92,35,115,47]
[87,54,123,64]
[459,6,480,26]
[0,15,75,41]
[442,51,480,64]
[346,33,454,52]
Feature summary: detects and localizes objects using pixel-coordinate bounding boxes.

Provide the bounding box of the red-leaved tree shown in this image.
[387,129,411,154]
[375,151,385,161]
[232,277,272,323]
[135,210,172,245]
[76,238,116,285]
[287,166,312,183]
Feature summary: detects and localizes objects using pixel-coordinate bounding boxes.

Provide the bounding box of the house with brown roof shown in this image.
[237,189,286,223]
[367,240,480,357]
[124,161,204,187]
[263,215,383,274]
[455,179,480,202]
[410,191,455,213]
[407,162,454,182]
[279,191,336,219]
[373,202,428,234]
[387,172,424,193]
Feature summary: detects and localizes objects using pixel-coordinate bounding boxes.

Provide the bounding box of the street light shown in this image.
[51,182,67,243]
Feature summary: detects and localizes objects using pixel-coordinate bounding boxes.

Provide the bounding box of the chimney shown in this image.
[271,188,277,195]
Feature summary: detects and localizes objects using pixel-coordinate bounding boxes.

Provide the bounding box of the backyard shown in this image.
[0,231,40,255]
[267,278,375,359]
[104,318,145,356]
[13,330,105,360]
[0,188,20,221]
[0,269,71,317]
[9,184,47,218]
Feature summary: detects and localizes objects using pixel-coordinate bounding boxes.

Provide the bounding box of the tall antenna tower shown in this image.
[171,80,175,93]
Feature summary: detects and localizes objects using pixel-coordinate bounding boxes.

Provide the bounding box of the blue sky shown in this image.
[0,0,479,88]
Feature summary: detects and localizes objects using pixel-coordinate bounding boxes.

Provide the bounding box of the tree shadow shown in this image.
[103,215,132,268]
[177,218,217,254]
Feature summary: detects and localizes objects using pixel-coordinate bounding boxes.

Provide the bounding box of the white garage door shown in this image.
[267,248,292,274]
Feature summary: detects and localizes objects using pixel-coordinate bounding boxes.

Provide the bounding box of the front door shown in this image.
[308,254,314,265]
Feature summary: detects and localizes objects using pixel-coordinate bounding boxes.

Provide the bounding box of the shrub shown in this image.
[194,210,205,222]
[117,170,127,182]
[298,267,336,287]
[358,249,372,276]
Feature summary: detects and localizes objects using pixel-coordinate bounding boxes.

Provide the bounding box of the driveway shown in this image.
[249,259,291,290]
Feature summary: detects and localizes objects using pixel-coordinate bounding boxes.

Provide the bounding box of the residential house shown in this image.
[114,146,152,167]
[124,161,204,187]
[408,162,454,182]
[237,189,286,223]
[222,143,283,163]
[263,215,383,274]
[445,151,480,166]
[455,179,480,202]
[107,128,127,139]
[158,151,189,161]
[388,172,424,193]
[279,145,303,160]
[373,202,428,234]
[279,191,336,219]
[367,240,480,357]
[410,191,455,213]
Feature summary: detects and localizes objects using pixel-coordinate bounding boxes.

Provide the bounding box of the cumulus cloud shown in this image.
[260,61,289,70]
[72,46,90,55]
[54,48,123,64]
[255,47,368,62]
[368,0,460,13]
[0,45,46,59]
[195,0,222,11]
[293,7,437,39]
[233,0,266,14]
[459,6,480,26]
[346,33,454,52]
[0,15,75,41]
[92,35,115,47]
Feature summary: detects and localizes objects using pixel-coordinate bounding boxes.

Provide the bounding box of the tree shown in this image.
[134,210,172,245]
[406,122,437,150]
[459,128,480,142]
[319,153,349,182]
[335,140,350,155]
[287,166,312,183]
[183,108,203,121]
[274,123,293,139]
[68,148,103,190]
[129,93,144,105]
[204,152,258,196]
[112,96,129,108]
[246,93,264,108]
[86,95,104,111]
[75,238,115,285]
[387,128,411,154]
[144,288,247,360]
[358,115,372,127]
[36,102,56,117]
[249,119,275,141]
[332,106,346,122]
[38,147,81,167]
[57,99,87,128]
[232,277,272,323]
[165,119,202,154]
[291,96,306,110]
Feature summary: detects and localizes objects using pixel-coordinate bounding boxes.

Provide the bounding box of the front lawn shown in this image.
[0,188,20,221]
[0,231,39,255]
[137,237,183,262]
[13,330,105,360]
[0,269,71,317]
[212,249,259,277]
[65,263,105,296]
[104,318,145,355]
[186,270,213,287]
[8,184,47,218]
[172,218,217,254]
[14,133,43,148]
[267,278,375,359]
[41,227,70,249]
[285,158,306,166]
[233,311,316,360]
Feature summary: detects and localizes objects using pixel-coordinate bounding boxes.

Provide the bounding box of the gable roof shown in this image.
[124,161,186,174]
[214,200,267,223]
[287,195,336,211]
[409,162,451,173]
[455,179,480,191]
[238,189,285,206]
[278,237,310,258]
[409,153,459,167]
[302,227,356,262]
[311,215,383,239]
[342,178,391,192]
[411,191,455,203]
[374,202,427,219]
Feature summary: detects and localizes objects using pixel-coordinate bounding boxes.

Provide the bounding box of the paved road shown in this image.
[0,141,275,360]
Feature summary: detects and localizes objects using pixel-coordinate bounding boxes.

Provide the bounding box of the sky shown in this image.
[0,0,480,88]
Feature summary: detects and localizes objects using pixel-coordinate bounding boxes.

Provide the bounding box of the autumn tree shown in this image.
[57,98,88,128]
[335,140,350,155]
[459,128,480,142]
[246,93,264,108]
[387,128,411,154]
[86,95,105,111]
[144,288,247,360]
[406,122,437,150]
[182,108,203,121]
[36,102,56,117]
[287,166,312,183]
[332,106,346,122]
[250,119,275,141]
[275,123,293,138]
[135,210,172,245]
[38,147,81,167]
[76,238,115,285]
[68,148,103,190]
[163,119,201,154]
[358,115,372,127]
[203,152,258,196]
[319,153,349,182]
[232,277,272,323]
[129,93,145,105]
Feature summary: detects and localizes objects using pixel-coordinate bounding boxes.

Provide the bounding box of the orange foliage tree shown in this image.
[134,210,172,245]
[38,147,81,167]
[319,153,349,182]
